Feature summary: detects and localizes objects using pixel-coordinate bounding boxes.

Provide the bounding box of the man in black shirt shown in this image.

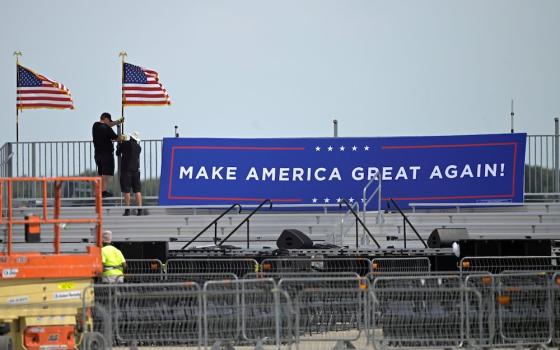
[92,112,124,197]
[116,131,143,216]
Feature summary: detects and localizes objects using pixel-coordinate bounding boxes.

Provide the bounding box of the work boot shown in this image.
[136,208,143,216]
[123,209,130,216]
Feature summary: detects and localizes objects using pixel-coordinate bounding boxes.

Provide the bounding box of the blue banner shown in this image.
[159,133,526,208]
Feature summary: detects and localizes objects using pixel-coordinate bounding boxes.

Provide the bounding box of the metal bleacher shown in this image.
[2,201,560,253]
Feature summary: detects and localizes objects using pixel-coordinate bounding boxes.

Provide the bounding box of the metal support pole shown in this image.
[116,124,122,195]
[510,99,515,133]
[175,125,179,138]
[31,143,37,199]
[555,117,559,194]
[333,119,338,137]
[246,221,250,249]
[7,143,13,177]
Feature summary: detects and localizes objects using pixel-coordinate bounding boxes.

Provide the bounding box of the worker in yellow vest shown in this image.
[101,230,126,283]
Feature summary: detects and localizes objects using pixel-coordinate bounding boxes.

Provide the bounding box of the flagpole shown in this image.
[119,51,127,135]
[14,51,22,142]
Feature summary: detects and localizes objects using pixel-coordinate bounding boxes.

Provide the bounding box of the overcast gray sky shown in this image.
[1,0,559,143]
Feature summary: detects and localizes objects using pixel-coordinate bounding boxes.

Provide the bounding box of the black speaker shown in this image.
[277,229,313,249]
[428,228,469,248]
[113,241,169,261]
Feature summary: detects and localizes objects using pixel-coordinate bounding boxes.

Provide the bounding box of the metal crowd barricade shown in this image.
[463,273,496,347]
[277,277,369,350]
[495,273,553,346]
[370,257,431,276]
[460,255,560,274]
[87,282,202,348]
[202,278,287,349]
[554,272,560,345]
[371,275,483,349]
[167,258,259,277]
[245,271,359,281]
[125,258,164,274]
[294,287,370,350]
[260,257,372,276]
[464,272,556,348]
[121,272,238,284]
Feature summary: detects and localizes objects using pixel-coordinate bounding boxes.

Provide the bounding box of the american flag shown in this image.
[122,62,171,106]
[17,65,74,109]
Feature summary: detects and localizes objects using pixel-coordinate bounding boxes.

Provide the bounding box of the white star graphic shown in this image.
[339,146,345,151]
[327,146,333,152]
[324,198,330,203]
[315,146,321,152]
[349,197,355,203]
[312,197,318,203]
[352,145,357,151]
[336,197,342,203]
[364,145,370,151]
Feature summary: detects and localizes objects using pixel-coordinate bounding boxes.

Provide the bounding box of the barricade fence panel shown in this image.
[371,285,476,349]
[370,257,431,276]
[460,255,560,274]
[167,258,259,277]
[122,272,238,284]
[260,257,372,276]
[125,258,163,274]
[86,282,202,349]
[244,271,360,281]
[464,272,556,348]
[293,286,370,350]
[203,278,282,349]
[554,272,560,344]
[495,274,553,345]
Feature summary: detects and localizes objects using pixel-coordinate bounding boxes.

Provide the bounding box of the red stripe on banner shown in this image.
[512,143,517,197]
[168,195,303,202]
[382,142,516,149]
[171,146,305,151]
[383,194,515,201]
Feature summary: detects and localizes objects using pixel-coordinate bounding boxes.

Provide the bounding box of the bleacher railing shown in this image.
[1,134,559,201]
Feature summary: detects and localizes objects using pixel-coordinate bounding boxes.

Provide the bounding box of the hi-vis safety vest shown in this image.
[102,245,126,277]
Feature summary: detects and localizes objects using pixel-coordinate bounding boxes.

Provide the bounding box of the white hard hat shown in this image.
[129,131,141,142]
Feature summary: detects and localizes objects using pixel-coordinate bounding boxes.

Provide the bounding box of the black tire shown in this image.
[80,332,105,350]
[0,336,13,350]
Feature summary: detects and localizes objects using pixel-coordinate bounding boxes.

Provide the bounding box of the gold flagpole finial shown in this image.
[13,51,22,63]
[119,51,127,60]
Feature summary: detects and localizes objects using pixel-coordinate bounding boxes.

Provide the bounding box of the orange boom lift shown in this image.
[0,177,103,350]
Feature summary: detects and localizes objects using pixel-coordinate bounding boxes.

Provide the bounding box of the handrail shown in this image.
[339,199,380,248]
[218,199,273,248]
[362,175,383,241]
[338,201,359,246]
[180,203,242,249]
[389,198,427,248]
